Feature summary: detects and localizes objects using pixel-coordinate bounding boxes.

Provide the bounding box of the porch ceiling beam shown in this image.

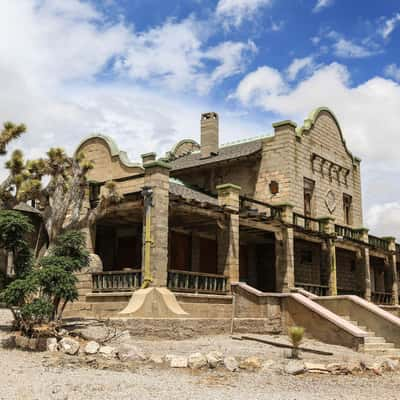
[293,231,323,244]
[170,201,226,220]
[239,217,282,233]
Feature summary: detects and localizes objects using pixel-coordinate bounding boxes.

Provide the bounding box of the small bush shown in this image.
[288,326,305,359]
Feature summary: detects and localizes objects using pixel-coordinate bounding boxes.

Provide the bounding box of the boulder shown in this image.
[239,356,262,371]
[99,346,116,358]
[188,353,207,369]
[72,326,109,342]
[59,338,80,355]
[46,338,58,352]
[206,351,223,368]
[224,356,239,372]
[84,341,100,355]
[170,356,188,368]
[284,360,305,375]
[117,344,147,362]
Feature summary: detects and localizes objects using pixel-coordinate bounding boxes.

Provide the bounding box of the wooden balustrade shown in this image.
[295,282,329,296]
[371,291,393,305]
[337,288,363,297]
[167,269,228,294]
[368,235,389,251]
[92,269,142,292]
[292,213,324,233]
[239,196,282,220]
[334,225,363,241]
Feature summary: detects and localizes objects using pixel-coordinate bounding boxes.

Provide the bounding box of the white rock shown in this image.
[284,360,305,375]
[170,356,188,368]
[224,356,239,372]
[117,344,147,362]
[239,356,262,370]
[206,351,223,368]
[99,346,116,358]
[59,338,80,355]
[150,354,164,364]
[46,338,58,352]
[84,341,100,355]
[188,353,207,369]
[382,358,399,371]
[304,362,329,373]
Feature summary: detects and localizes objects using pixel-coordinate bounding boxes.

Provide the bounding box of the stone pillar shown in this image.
[142,159,171,287]
[318,217,336,296]
[384,237,398,305]
[358,228,371,301]
[275,204,294,293]
[216,184,240,285]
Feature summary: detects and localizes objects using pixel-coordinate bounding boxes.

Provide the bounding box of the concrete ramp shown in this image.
[315,295,400,350]
[119,287,188,318]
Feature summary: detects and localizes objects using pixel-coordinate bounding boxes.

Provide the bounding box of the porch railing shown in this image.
[167,269,228,294]
[368,235,389,251]
[92,269,142,293]
[295,282,329,296]
[371,291,393,305]
[293,213,324,233]
[239,196,282,220]
[337,288,363,297]
[334,225,363,242]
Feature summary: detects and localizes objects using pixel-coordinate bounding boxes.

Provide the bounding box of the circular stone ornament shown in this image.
[325,190,337,214]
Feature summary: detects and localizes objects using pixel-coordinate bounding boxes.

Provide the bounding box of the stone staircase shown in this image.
[342,315,400,356]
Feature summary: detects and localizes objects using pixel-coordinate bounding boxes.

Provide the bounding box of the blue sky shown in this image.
[0,0,400,235]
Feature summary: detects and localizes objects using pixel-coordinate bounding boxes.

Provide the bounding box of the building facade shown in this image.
[74,107,400,312]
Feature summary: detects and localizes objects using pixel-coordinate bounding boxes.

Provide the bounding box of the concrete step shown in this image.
[363,342,395,351]
[364,336,386,344]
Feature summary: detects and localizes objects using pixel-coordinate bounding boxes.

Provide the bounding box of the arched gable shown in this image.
[296,107,358,162]
[167,139,200,160]
[76,134,144,182]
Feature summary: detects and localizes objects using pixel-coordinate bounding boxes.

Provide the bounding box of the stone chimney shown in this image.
[201,112,219,158]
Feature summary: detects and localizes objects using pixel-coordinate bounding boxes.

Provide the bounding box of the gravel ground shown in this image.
[1,310,400,400]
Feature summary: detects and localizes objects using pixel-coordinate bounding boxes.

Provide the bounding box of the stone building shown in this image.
[62,107,400,350]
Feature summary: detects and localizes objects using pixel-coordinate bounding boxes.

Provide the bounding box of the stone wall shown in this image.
[294,239,322,285]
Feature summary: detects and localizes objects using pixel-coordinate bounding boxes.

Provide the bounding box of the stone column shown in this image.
[318,217,336,296]
[384,237,398,305]
[216,184,240,286]
[275,204,294,293]
[142,158,171,287]
[358,228,371,301]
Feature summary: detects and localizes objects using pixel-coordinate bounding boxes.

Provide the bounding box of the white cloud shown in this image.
[365,203,400,237]
[380,13,400,39]
[0,1,263,167]
[115,18,255,93]
[234,61,400,234]
[216,0,272,28]
[286,56,315,81]
[234,66,287,105]
[313,0,334,13]
[384,64,400,82]
[333,38,376,58]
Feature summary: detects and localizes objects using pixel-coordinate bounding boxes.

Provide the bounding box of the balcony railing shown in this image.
[371,291,393,305]
[295,282,329,296]
[92,269,142,293]
[167,269,228,294]
[293,213,324,233]
[334,225,364,242]
[368,235,389,251]
[337,288,363,297]
[239,196,282,220]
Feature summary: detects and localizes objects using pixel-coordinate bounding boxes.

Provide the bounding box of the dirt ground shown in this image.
[1,309,400,400]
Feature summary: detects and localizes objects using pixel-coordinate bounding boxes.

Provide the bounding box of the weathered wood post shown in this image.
[384,237,398,306]
[358,228,371,301]
[318,217,336,296]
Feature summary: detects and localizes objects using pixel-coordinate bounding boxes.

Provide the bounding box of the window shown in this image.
[343,194,352,225]
[300,250,313,264]
[89,181,101,208]
[303,178,315,217]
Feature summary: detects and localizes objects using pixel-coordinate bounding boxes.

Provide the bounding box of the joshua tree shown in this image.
[0,122,26,156]
[0,124,121,249]
[288,326,305,359]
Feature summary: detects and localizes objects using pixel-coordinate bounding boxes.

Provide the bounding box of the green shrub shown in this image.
[288,326,305,359]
